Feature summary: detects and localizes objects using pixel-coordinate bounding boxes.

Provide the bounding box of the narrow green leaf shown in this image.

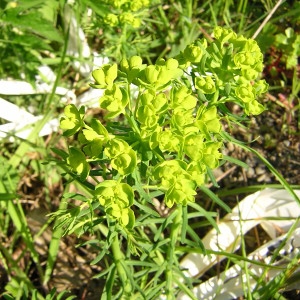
[43,199,68,285]
[222,154,249,169]
[0,193,19,200]
[222,132,300,206]
[200,185,231,212]
[133,200,160,218]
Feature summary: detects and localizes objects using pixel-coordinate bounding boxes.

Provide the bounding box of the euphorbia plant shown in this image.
[55,27,268,299]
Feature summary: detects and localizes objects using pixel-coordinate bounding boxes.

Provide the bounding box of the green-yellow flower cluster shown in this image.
[102,0,150,28]
[60,26,268,227]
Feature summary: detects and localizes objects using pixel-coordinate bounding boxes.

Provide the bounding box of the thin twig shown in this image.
[252,0,284,39]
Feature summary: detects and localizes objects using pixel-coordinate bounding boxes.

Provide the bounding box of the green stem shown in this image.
[166,205,182,300]
[111,233,132,296]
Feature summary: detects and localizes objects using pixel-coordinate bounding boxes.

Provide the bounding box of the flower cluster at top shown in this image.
[60,27,268,228]
[102,0,150,28]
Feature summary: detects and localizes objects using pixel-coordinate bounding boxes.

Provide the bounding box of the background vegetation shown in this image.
[0,0,299,299]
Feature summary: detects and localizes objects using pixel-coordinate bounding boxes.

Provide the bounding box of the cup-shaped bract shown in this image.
[96,180,135,228]
[235,82,255,103]
[60,104,85,137]
[104,138,130,158]
[184,134,205,161]
[100,84,129,118]
[183,44,203,63]
[254,79,269,96]
[111,148,137,175]
[195,75,216,94]
[157,129,182,153]
[165,178,197,207]
[153,160,197,207]
[104,13,119,27]
[92,63,118,89]
[170,85,197,111]
[196,106,221,134]
[67,147,90,181]
[203,142,223,169]
[244,99,266,115]
[187,161,206,186]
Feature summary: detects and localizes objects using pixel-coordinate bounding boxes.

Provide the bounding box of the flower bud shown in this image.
[104,13,119,27]
[195,76,216,94]
[166,58,179,70]
[106,63,118,86]
[129,55,143,68]
[92,68,105,85]
[235,83,255,102]
[145,65,159,84]
[183,44,203,63]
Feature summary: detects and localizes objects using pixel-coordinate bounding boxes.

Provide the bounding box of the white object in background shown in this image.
[0,65,76,103]
[64,4,92,77]
[0,1,110,141]
[0,65,76,141]
[0,97,60,141]
[178,227,300,300]
[179,188,300,285]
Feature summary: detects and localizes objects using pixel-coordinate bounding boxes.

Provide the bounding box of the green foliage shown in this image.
[55,26,268,298]
[60,26,267,225]
[0,0,63,82]
[83,0,159,60]
[275,27,300,69]
[96,180,135,228]
[1,0,299,299]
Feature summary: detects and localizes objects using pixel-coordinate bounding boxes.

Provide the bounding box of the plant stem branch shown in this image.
[111,233,132,296]
[166,205,182,299]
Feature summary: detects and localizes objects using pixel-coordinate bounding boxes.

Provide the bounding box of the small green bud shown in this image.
[254,80,268,96]
[104,13,119,27]
[67,147,90,181]
[129,55,143,69]
[145,65,159,84]
[130,2,143,11]
[166,58,179,70]
[120,58,129,72]
[235,83,255,102]
[241,68,258,80]
[245,100,265,115]
[183,44,203,63]
[203,142,222,169]
[184,134,205,161]
[195,76,216,94]
[132,17,141,28]
[60,104,85,136]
